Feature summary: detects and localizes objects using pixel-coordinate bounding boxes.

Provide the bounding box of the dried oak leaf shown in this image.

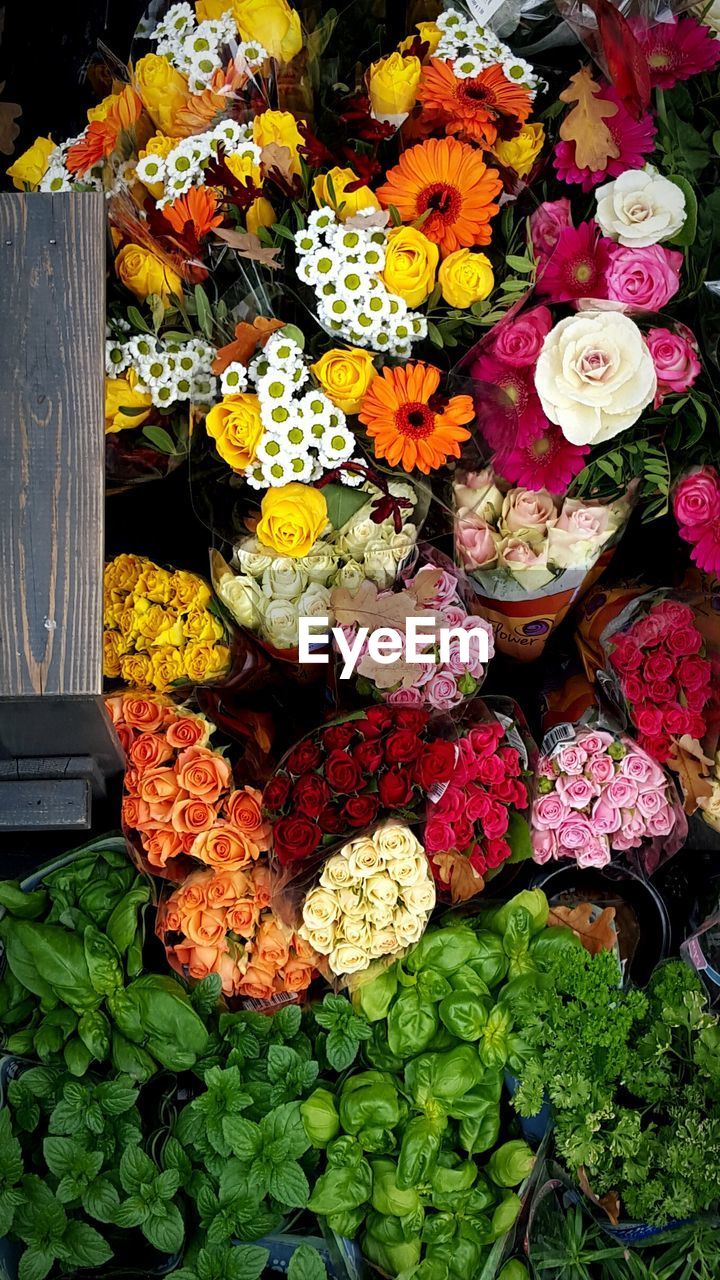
[668,734,714,815]
[548,902,617,956]
[345,208,390,231]
[260,142,295,183]
[211,316,284,374]
[0,83,21,156]
[558,66,620,173]
[577,1167,621,1225]
[212,228,282,270]
[432,851,484,904]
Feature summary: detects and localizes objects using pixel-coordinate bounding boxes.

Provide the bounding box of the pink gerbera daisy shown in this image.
[470,354,546,453]
[631,17,720,88]
[689,519,720,575]
[536,221,612,303]
[497,422,589,492]
[553,85,656,192]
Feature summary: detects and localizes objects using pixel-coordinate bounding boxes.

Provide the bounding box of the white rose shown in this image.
[341,917,373,949]
[333,559,367,591]
[336,886,366,919]
[388,527,417,561]
[302,888,339,930]
[368,925,400,958]
[699,776,720,832]
[374,823,422,862]
[401,881,436,916]
[387,480,417,506]
[297,582,332,621]
[305,542,339,584]
[320,856,354,891]
[347,840,383,878]
[535,311,657,446]
[365,901,395,929]
[329,943,370,976]
[364,873,399,909]
[394,908,426,947]
[234,537,274,577]
[216,573,263,628]
[261,557,308,601]
[362,540,397,588]
[453,473,504,522]
[388,854,426,887]
[595,167,686,248]
[261,598,299,649]
[298,922,336,955]
[341,518,378,560]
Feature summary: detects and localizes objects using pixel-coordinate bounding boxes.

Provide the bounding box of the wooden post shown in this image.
[0,193,124,833]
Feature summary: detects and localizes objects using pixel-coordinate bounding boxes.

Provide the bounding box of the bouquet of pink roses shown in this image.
[531,722,687,874]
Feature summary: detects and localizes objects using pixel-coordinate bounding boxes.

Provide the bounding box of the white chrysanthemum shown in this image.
[307,247,338,283]
[297,256,320,286]
[174,373,194,399]
[247,352,271,384]
[318,423,355,465]
[258,455,296,486]
[286,454,316,482]
[453,54,484,78]
[502,56,537,92]
[298,390,334,432]
[191,374,218,404]
[126,335,156,363]
[106,341,130,376]
[212,119,247,149]
[256,435,290,467]
[220,362,248,394]
[332,225,370,256]
[295,227,322,255]
[263,332,303,368]
[244,464,267,490]
[339,458,366,487]
[187,53,220,90]
[307,207,336,234]
[236,39,268,67]
[256,369,298,408]
[136,153,167,186]
[152,2,194,42]
[40,167,73,193]
[151,380,177,409]
[174,347,200,375]
[358,243,386,273]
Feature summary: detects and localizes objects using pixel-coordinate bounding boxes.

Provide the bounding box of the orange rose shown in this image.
[191,823,260,871]
[183,905,227,948]
[292,932,319,965]
[215,950,243,996]
[105,694,126,725]
[176,745,231,802]
[251,862,273,908]
[138,767,183,822]
[282,958,314,992]
[159,900,183,934]
[124,766,140,795]
[116,725,135,756]
[175,873,210,916]
[224,786,272,851]
[237,959,277,1000]
[226,898,261,938]
[172,942,226,980]
[254,919,290,970]
[171,796,218,835]
[121,694,166,732]
[129,732,174,770]
[144,826,184,868]
[122,794,151,830]
[166,715,210,749]
[206,869,252,909]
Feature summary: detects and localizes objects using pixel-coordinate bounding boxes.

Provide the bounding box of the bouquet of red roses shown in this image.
[263,705,456,867]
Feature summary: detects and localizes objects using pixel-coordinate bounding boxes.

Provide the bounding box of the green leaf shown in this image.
[667,175,698,246]
[268,1160,309,1208]
[427,320,443,347]
[505,254,534,273]
[142,425,178,455]
[322,483,368,530]
[143,1201,185,1254]
[325,1027,360,1072]
[119,1146,156,1195]
[112,1197,146,1229]
[267,1044,298,1083]
[388,204,402,227]
[224,1117,262,1165]
[506,811,533,864]
[191,973,223,1017]
[58,1221,112,1270]
[18,1246,54,1280]
[273,1003,302,1039]
[278,323,305,349]
[82,1177,120,1223]
[127,306,152,334]
[230,1245,270,1280]
[194,285,214,340]
[288,1244,328,1280]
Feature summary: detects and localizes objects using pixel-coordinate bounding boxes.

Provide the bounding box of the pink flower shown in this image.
[631,16,720,88]
[533,792,571,829]
[578,730,615,754]
[592,795,623,835]
[558,816,594,850]
[532,827,559,864]
[537,755,556,780]
[425,815,456,853]
[499,538,547,569]
[556,500,610,540]
[687,519,720,575]
[471,354,547,450]
[587,754,615,786]
[673,466,720,533]
[554,85,656,192]
[484,800,510,840]
[455,512,498,571]
[437,784,465,822]
[636,788,668,819]
[646,806,676,837]
[606,775,639,809]
[605,243,682,310]
[530,199,572,262]
[423,568,459,608]
[425,672,463,711]
[502,487,557,535]
[620,751,666,789]
[536,221,612,303]
[497,422,589,493]
[442,604,467,629]
[576,836,612,868]
[491,305,554,367]
[386,686,424,707]
[646,326,701,406]
[614,810,647,849]
[555,744,588,775]
[555,774,598,808]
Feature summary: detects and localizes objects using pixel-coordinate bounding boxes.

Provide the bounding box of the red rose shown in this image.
[475,755,505,786]
[499,746,521,776]
[454,815,475,847]
[378,766,413,809]
[322,723,357,752]
[681,656,712,692]
[667,626,702,657]
[485,838,511,869]
[293,773,331,819]
[482,801,509,841]
[353,739,385,772]
[324,750,363,794]
[357,705,394,739]
[643,652,674,683]
[385,730,423,764]
[468,723,505,757]
[635,706,664,737]
[622,674,645,703]
[318,803,345,834]
[610,639,643,673]
[286,739,322,775]
[273,815,321,864]
[665,706,692,736]
[343,794,380,828]
[392,708,429,733]
[469,847,487,876]
[263,773,291,814]
[415,740,457,789]
[685,686,710,712]
[648,680,675,704]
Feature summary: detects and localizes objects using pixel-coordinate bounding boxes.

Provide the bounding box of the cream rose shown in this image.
[215,572,263,628]
[296,583,332,623]
[595,168,686,248]
[302,888,339,930]
[388,854,427,887]
[347,840,383,877]
[336,886,366,919]
[305,543,339,584]
[334,559,366,591]
[368,926,400,958]
[341,917,373,949]
[261,598,299,648]
[697,0,720,32]
[329,943,370,975]
[547,498,616,570]
[320,856,355,891]
[363,541,398,589]
[499,489,557,542]
[394,908,426,946]
[365,902,395,930]
[364,873,399,909]
[341,518,379,560]
[374,824,422,862]
[535,311,657,446]
[299,922,336,955]
[262,558,308,601]
[454,472,504,522]
[234,537,275,577]
[402,882,436,915]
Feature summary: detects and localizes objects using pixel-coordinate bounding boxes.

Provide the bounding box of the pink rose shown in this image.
[605,243,682,310]
[558,815,594,850]
[499,538,548,569]
[587,754,615,786]
[667,626,702,657]
[533,792,571,829]
[532,827,559,864]
[442,604,467,629]
[614,810,647,849]
[673,466,720,532]
[643,651,674,682]
[455,511,498,570]
[576,836,612,868]
[386,686,424,707]
[425,672,464,710]
[423,568,460,608]
[530,198,572,264]
[555,744,588,775]
[636,788,667,818]
[620,751,666,789]
[484,800,510,840]
[606,775,639,808]
[437,784,465,822]
[502,488,557,535]
[491,305,554,368]
[646,326,701,406]
[579,731,615,754]
[647,806,676,837]
[537,755,556,780]
[631,613,667,647]
[465,784,490,822]
[592,795,623,835]
[425,815,456,853]
[556,499,611,539]
[555,774,598,809]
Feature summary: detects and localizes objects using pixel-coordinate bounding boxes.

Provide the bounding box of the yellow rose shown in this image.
[137,133,176,199]
[195,0,231,16]
[381,226,438,308]
[150,646,187,691]
[252,110,304,175]
[312,167,380,222]
[310,348,376,414]
[108,554,145,595]
[224,151,262,186]
[368,52,421,122]
[120,651,154,688]
[256,484,329,558]
[493,122,545,178]
[105,369,153,434]
[399,21,441,55]
[86,92,118,124]
[117,604,142,641]
[135,565,174,604]
[439,249,495,309]
[169,571,212,611]
[232,0,303,62]
[133,54,190,136]
[184,609,226,643]
[116,243,183,306]
[183,642,231,683]
[103,630,127,678]
[247,196,276,234]
[205,394,264,472]
[7,137,55,190]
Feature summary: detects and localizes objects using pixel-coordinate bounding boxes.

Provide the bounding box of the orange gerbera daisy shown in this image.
[66,121,117,176]
[163,187,224,239]
[376,137,502,257]
[418,60,532,148]
[358,363,473,474]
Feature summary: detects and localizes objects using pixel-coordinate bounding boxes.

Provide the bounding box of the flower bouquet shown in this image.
[673,465,720,584]
[531,721,687,875]
[453,467,630,659]
[421,697,534,903]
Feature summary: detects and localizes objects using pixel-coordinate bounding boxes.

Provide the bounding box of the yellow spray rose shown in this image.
[183,642,231,683]
[312,167,380,222]
[439,249,494,309]
[247,196,276,234]
[311,348,376,414]
[136,566,174,604]
[133,54,189,136]
[105,370,153,434]
[381,226,438,307]
[252,110,304,175]
[169,570,212,611]
[149,647,186,690]
[399,21,442,55]
[120,651,154,688]
[205,394,264,472]
[103,630,127,679]
[232,0,302,61]
[184,609,226,643]
[137,134,176,199]
[7,137,55,190]
[368,52,422,122]
[256,484,329,558]
[116,243,183,306]
[493,122,545,178]
[107,554,145,594]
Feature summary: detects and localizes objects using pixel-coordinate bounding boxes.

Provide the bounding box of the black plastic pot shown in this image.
[530,862,671,986]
